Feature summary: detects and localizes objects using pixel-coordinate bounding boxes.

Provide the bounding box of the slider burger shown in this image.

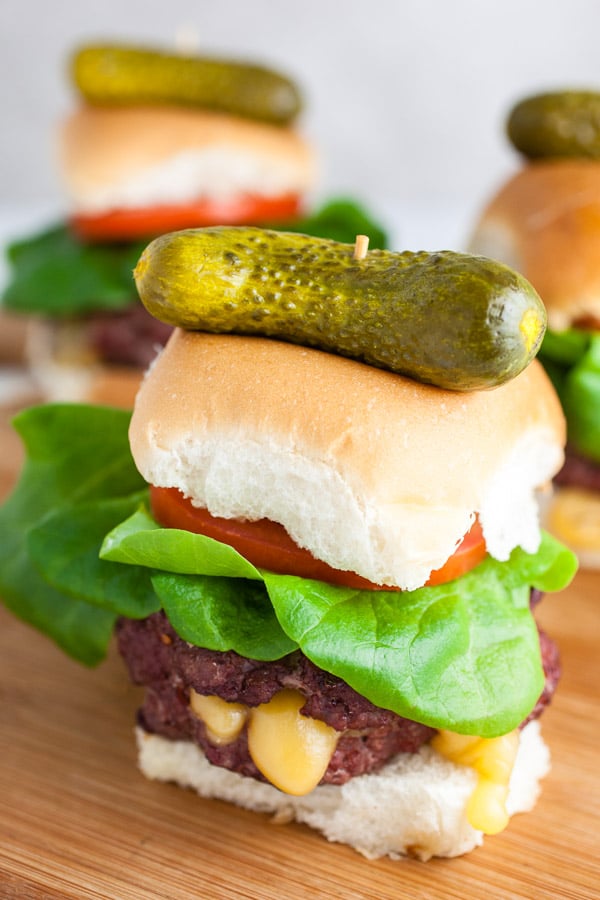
[2,43,385,406]
[469,90,600,567]
[62,44,313,240]
[0,229,577,861]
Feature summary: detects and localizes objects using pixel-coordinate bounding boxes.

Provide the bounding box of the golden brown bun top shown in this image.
[129,331,565,590]
[59,106,316,211]
[469,159,600,331]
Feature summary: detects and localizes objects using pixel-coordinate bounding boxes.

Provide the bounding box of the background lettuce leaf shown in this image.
[2,225,144,316]
[561,334,600,462]
[539,328,600,462]
[278,197,388,248]
[540,327,591,368]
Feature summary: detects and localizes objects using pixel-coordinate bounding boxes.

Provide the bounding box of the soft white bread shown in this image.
[59,106,317,215]
[136,719,549,861]
[129,330,565,590]
[468,159,600,331]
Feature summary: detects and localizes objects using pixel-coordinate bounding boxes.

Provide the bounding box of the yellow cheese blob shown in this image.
[247,689,340,796]
[549,487,600,549]
[432,729,519,835]
[189,690,248,744]
[467,777,510,835]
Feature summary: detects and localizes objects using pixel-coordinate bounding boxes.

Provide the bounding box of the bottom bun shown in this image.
[26,318,144,408]
[136,720,549,861]
[545,486,600,570]
[30,355,143,409]
[83,365,145,408]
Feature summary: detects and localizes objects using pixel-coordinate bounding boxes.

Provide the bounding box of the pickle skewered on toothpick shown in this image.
[134,227,547,391]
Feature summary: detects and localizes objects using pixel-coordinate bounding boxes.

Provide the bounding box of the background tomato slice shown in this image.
[70,193,303,242]
[150,486,487,591]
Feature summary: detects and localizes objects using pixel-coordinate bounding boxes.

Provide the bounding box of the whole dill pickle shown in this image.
[507,91,600,160]
[134,228,547,391]
[72,45,301,126]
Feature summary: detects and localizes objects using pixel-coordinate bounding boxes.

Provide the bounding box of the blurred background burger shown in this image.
[0,39,386,407]
[469,89,600,568]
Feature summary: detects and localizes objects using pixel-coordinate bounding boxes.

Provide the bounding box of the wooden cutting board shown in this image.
[0,398,599,900]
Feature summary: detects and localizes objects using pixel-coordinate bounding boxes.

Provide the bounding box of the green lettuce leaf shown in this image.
[101,507,577,736]
[28,496,159,618]
[278,198,388,248]
[540,328,591,367]
[0,404,147,663]
[561,334,600,462]
[264,537,576,736]
[2,225,145,316]
[153,573,297,660]
[539,328,600,462]
[101,506,262,579]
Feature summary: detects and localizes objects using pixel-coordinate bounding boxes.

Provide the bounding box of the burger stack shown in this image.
[0,227,577,861]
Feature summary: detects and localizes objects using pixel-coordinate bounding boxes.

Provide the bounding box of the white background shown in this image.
[1,0,600,249]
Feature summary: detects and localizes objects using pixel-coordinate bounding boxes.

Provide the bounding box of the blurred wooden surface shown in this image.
[0,311,28,364]
[0,401,599,899]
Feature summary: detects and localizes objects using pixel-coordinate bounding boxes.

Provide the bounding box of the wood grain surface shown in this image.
[0,395,599,900]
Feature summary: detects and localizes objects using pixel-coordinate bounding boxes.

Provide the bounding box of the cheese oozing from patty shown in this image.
[190,688,521,829]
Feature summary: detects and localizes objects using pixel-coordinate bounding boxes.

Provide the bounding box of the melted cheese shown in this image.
[189,689,523,816]
[189,690,248,744]
[432,729,520,835]
[247,689,340,795]
[549,486,600,549]
[190,687,339,796]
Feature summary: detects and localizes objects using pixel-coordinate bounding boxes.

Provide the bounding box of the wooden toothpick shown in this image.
[353,234,369,260]
[174,24,200,54]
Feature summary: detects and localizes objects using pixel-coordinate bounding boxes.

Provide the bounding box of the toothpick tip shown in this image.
[353,234,369,260]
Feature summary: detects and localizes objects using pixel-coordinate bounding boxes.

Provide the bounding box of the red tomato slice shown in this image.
[70,193,303,242]
[150,486,487,591]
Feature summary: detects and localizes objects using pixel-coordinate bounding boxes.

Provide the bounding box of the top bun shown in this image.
[130,330,565,590]
[469,159,600,331]
[59,106,316,215]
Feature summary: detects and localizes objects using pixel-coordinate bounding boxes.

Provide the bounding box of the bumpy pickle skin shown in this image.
[72,45,302,126]
[134,227,547,391]
[507,91,600,160]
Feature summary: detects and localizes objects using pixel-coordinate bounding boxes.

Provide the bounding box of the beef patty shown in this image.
[555,447,600,493]
[117,599,559,786]
[87,304,173,368]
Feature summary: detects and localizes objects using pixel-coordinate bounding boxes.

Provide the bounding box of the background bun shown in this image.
[469,160,600,331]
[60,106,317,215]
[130,330,565,590]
